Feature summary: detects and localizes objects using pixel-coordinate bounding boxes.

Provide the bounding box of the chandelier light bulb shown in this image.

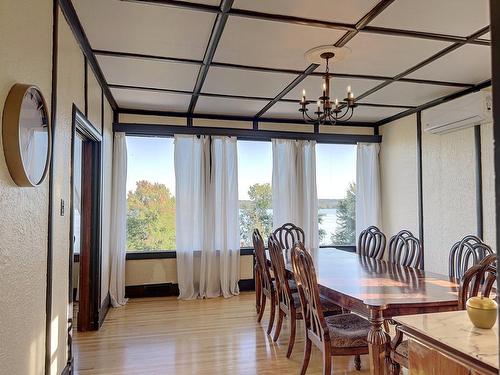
[302,89,306,97]
[334,98,339,106]
[347,85,351,93]
[317,100,321,108]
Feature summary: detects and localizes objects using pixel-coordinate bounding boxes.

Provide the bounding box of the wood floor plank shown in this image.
[74,292,370,374]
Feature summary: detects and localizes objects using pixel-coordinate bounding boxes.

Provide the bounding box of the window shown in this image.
[237,140,273,247]
[126,136,176,252]
[316,144,357,246]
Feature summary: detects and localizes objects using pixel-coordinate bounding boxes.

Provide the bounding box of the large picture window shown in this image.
[126,136,176,252]
[316,144,357,246]
[237,140,273,247]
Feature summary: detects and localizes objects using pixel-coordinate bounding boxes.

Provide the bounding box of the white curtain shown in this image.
[355,143,382,242]
[109,132,128,307]
[272,139,319,248]
[175,135,240,300]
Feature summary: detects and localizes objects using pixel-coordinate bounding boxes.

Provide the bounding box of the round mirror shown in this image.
[2,84,51,187]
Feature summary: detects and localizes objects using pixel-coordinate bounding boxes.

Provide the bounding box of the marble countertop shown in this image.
[395,310,498,371]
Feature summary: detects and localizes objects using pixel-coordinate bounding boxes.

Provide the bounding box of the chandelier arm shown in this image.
[302,110,317,124]
[335,106,352,120]
[344,107,355,122]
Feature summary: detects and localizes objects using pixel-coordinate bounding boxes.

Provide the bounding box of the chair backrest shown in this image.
[291,242,329,344]
[449,235,493,281]
[252,229,273,292]
[388,230,422,268]
[273,223,305,250]
[268,234,294,310]
[458,253,497,309]
[358,226,386,259]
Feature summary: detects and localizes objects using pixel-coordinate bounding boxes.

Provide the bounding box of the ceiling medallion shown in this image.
[299,46,357,125]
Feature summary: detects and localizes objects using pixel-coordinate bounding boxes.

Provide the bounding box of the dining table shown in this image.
[273,247,460,375]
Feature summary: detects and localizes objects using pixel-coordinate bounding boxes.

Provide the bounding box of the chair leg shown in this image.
[267,293,276,335]
[322,342,332,375]
[354,355,361,371]
[286,310,296,358]
[389,361,401,375]
[300,337,312,375]
[257,293,266,323]
[255,268,261,314]
[273,309,284,342]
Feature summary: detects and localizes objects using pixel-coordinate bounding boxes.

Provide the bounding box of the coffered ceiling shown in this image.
[72,0,491,124]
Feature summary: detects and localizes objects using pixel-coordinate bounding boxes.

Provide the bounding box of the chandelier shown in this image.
[299,51,357,125]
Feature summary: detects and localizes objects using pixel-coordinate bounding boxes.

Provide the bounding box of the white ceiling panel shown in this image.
[174,0,220,5]
[481,32,491,40]
[359,82,462,107]
[233,0,379,24]
[370,0,490,37]
[265,102,302,120]
[406,45,491,84]
[98,55,200,91]
[203,67,296,98]
[335,33,450,77]
[215,17,346,70]
[284,76,381,102]
[195,96,267,116]
[73,0,216,59]
[111,88,191,111]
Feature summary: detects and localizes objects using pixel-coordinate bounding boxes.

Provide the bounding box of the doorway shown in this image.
[69,105,102,334]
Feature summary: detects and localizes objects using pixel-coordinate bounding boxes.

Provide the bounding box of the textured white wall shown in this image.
[0,1,52,374]
[379,115,419,244]
[480,122,496,248]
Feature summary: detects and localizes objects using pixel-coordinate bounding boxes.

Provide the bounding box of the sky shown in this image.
[126,136,356,200]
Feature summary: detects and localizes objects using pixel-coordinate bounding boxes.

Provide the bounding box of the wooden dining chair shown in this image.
[253,229,276,335]
[388,253,497,375]
[273,223,305,249]
[358,226,386,259]
[388,230,422,268]
[268,234,342,358]
[449,235,493,281]
[291,242,370,374]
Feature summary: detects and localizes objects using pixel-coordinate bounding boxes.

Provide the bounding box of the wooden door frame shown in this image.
[69,104,103,335]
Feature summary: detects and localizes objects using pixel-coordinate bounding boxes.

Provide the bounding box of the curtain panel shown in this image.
[355,143,382,242]
[174,135,240,300]
[272,139,319,248]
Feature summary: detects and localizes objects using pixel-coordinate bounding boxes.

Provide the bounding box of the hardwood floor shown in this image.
[74,292,369,374]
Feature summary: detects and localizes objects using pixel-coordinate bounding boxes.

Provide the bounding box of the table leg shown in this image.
[367,307,390,375]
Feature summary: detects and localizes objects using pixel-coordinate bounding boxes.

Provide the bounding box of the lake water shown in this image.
[319,208,338,245]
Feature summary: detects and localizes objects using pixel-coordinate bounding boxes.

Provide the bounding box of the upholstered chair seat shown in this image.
[325,314,371,348]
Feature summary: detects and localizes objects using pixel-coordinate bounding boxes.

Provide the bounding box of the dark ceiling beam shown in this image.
[108,83,415,109]
[355,26,491,103]
[376,79,491,125]
[118,108,376,127]
[255,64,320,118]
[93,49,474,88]
[187,0,234,115]
[122,0,489,46]
[335,0,396,47]
[59,0,118,110]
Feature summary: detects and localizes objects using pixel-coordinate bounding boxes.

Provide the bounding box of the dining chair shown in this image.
[358,226,386,259]
[273,222,305,249]
[291,242,370,374]
[253,229,276,334]
[388,230,422,268]
[388,253,497,375]
[268,234,342,358]
[449,235,493,281]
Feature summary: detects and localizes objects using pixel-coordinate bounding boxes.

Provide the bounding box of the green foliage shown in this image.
[127,180,176,251]
[239,183,273,246]
[331,182,356,245]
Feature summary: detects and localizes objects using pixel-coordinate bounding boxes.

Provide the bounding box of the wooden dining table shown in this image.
[274,247,460,375]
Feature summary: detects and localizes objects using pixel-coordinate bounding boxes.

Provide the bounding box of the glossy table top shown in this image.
[280,248,459,309]
[396,310,498,372]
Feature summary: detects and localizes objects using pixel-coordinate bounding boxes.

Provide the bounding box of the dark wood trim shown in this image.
[416,111,424,269]
[114,123,381,144]
[84,56,88,116]
[255,63,320,118]
[61,363,71,375]
[123,0,489,46]
[474,125,484,239]
[58,0,118,110]
[117,108,376,127]
[126,248,256,260]
[98,292,110,327]
[95,49,473,89]
[45,1,58,374]
[100,88,104,134]
[377,80,492,126]
[187,0,234,115]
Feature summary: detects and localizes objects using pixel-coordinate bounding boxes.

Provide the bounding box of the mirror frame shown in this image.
[2,84,52,187]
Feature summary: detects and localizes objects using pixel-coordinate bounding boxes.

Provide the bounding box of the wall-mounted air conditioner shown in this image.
[422,90,492,135]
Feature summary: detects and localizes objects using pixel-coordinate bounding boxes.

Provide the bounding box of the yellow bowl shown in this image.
[466,297,498,329]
